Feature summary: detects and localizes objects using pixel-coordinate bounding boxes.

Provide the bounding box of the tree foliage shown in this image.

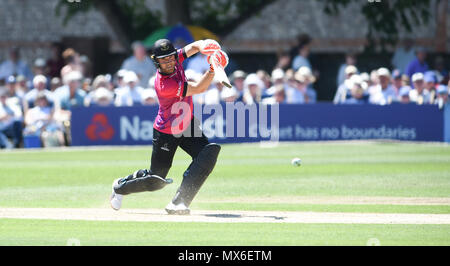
[56,0,274,41]
[56,0,163,41]
[319,0,432,51]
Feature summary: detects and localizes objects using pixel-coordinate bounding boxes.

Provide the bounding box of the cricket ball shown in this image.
[291,158,302,167]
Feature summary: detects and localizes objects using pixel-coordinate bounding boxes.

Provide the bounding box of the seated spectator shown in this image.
[141,89,158,106]
[81,77,92,94]
[114,71,144,106]
[0,47,33,82]
[409,73,431,104]
[391,69,403,95]
[4,76,23,108]
[0,88,23,148]
[369,70,380,88]
[424,71,437,103]
[221,87,238,103]
[266,68,289,96]
[23,92,65,147]
[54,71,86,111]
[342,75,369,104]
[89,87,115,107]
[231,70,246,102]
[50,77,62,92]
[115,69,128,89]
[369,68,397,105]
[23,75,53,113]
[297,67,317,103]
[120,41,156,88]
[398,86,412,104]
[84,75,110,106]
[242,73,264,105]
[15,75,28,97]
[337,52,357,88]
[334,65,358,104]
[256,70,272,92]
[261,85,286,105]
[286,70,309,104]
[401,74,410,86]
[435,84,448,108]
[406,47,429,79]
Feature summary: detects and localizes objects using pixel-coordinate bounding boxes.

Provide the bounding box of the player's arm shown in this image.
[184,39,221,58]
[183,40,204,58]
[185,66,215,97]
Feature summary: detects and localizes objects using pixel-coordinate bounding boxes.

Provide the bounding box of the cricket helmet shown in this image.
[150,39,178,69]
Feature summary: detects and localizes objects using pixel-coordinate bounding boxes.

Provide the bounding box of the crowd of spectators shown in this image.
[0,37,449,149]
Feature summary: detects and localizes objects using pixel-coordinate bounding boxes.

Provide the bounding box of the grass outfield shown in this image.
[0,141,449,245]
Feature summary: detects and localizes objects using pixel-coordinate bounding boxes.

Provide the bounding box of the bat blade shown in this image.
[211,60,232,88]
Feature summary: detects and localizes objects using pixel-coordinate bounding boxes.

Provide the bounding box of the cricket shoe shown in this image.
[165,201,190,215]
[110,178,124,211]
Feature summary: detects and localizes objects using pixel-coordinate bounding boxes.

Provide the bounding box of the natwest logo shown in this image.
[85,113,115,141]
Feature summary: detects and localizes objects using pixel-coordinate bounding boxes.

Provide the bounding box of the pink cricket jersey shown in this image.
[153,49,193,135]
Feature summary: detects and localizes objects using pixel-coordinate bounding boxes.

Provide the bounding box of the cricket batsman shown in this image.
[110,38,228,215]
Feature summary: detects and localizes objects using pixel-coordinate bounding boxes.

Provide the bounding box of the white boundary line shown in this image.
[1,208,449,224]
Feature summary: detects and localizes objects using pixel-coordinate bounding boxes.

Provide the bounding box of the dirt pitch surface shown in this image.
[1,207,449,224]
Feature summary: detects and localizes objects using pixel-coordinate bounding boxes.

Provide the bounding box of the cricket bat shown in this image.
[211,60,232,88]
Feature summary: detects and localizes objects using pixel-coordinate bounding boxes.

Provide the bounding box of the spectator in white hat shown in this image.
[141,88,158,106]
[242,73,264,105]
[369,68,397,105]
[334,65,358,104]
[409,72,431,104]
[23,74,54,113]
[53,70,86,111]
[89,87,115,107]
[221,87,238,103]
[297,66,317,103]
[261,84,286,105]
[286,70,308,104]
[337,53,357,88]
[266,68,289,96]
[342,74,369,104]
[114,71,144,106]
[231,70,246,102]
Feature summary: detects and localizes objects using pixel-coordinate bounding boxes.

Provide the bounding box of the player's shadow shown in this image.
[204,213,285,221]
